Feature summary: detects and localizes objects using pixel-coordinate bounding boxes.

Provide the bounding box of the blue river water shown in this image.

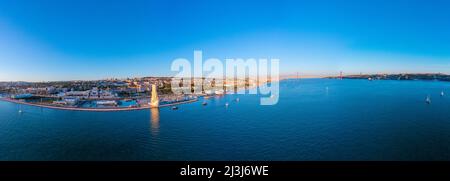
[1,79,450,161]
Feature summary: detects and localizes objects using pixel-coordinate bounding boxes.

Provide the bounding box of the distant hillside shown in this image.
[327,73,450,82]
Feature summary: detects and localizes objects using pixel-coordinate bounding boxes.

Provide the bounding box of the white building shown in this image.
[99,90,116,98]
[89,87,99,98]
[96,100,117,106]
[64,98,79,105]
[65,91,90,98]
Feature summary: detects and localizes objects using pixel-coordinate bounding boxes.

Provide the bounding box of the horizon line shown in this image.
[1,72,450,83]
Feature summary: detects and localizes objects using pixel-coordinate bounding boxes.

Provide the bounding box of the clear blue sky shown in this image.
[0,0,449,81]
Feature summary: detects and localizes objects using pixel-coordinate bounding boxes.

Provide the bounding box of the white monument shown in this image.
[150,84,159,108]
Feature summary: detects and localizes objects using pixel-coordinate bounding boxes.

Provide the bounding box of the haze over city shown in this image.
[1,0,450,82]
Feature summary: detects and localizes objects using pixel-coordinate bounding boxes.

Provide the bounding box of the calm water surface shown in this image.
[1,79,450,160]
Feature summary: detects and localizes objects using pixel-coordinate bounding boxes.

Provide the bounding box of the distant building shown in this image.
[113,82,128,87]
[64,98,79,105]
[52,100,67,105]
[53,98,78,105]
[57,92,66,97]
[65,91,90,98]
[89,87,99,98]
[99,90,116,98]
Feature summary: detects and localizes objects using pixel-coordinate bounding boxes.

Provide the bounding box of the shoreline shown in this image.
[0,84,264,112]
[0,97,198,112]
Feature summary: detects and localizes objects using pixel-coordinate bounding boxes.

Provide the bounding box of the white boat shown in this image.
[225,102,229,107]
[426,96,431,104]
[18,105,23,113]
[441,91,445,96]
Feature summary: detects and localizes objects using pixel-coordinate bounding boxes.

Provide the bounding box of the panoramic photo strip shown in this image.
[1,0,450,179]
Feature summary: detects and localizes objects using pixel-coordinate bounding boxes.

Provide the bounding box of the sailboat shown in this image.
[18,105,23,113]
[426,96,431,104]
[225,102,229,107]
[441,91,445,97]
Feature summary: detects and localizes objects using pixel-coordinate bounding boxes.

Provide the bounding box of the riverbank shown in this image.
[0,97,198,112]
[328,73,450,82]
[0,83,266,112]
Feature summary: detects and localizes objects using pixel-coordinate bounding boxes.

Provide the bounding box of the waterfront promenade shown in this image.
[0,97,198,112]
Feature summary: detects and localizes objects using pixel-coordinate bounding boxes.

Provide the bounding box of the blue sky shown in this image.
[0,0,449,81]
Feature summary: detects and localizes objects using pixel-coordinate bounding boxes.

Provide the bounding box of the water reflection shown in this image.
[150,108,160,136]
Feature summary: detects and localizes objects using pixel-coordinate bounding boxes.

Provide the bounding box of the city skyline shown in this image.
[1,0,450,82]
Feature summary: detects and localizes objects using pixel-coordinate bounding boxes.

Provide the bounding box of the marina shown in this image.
[0,97,198,112]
